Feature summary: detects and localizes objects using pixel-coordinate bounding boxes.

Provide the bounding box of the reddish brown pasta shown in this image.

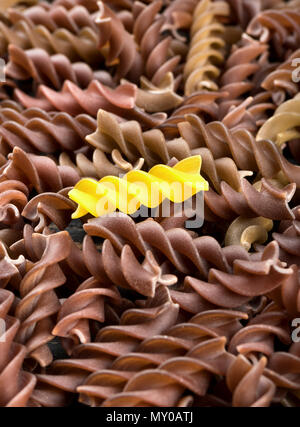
[228,310,291,356]
[0,108,96,155]
[203,178,295,222]
[0,147,80,193]
[247,8,300,59]
[30,287,179,406]
[177,242,292,312]
[15,231,72,367]
[8,3,98,33]
[6,45,112,89]
[132,0,184,86]
[84,213,251,280]
[0,289,36,407]
[100,336,234,407]
[264,342,300,403]
[178,114,300,188]
[225,355,275,407]
[272,207,300,267]
[14,80,166,128]
[78,309,247,406]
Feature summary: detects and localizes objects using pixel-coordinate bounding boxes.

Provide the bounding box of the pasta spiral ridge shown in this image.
[52,0,99,13]
[179,114,300,188]
[30,287,179,406]
[94,336,234,407]
[0,20,101,64]
[0,107,97,155]
[179,241,293,311]
[247,8,300,59]
[0,289,36,407]
[14,80,165,128]
[228,311,291,357]
[225,355,275,407]
[15,230,72,367]
[77,309,247,406]
[85,108,191,177]
[0,0,38,10]
[83,213,252,280]
[8,3,98,34]
[0,147,80,193]
[184,0,230,95]
[6,44,112,89]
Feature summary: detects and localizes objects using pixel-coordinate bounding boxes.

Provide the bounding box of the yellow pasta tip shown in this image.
[68,156,209,219]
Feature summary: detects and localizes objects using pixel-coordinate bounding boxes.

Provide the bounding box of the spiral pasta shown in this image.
[247,8,300,59]
[0,107,96,155]
[0,147,80,193]
[218,35,272,119]
[84,213,252,281]
[99,336,233,406]
[261,49,300,105]
[0,0,37,10]
[8,3,98,33]
[14,80,165,128]
[0,179,28,228]
[0,289,36,407]
[31,286,179,406]
[6,45,112,89]
[179,241,292,311]
[204,178,295,223]
[0,20,101,63]
[226,355,275,407]
[78,309,247,406]
[15,231,72,367]
[95,1,142,83]
[184,0,230,95]
[179,114,300,188]
[264,342,300,402]
[257,95,300,149]
[85,108,191,177]
[69,155,208,218]
[132,0,184,86]
[228,311,291,357]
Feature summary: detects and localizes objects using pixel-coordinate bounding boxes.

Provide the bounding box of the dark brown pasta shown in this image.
[8,3,98,33]
[0,289,36,407]
[30,287,179,406]
[0,107,96,155]
[78,309,247,406]
[6,45,112,89]
[14,231,72,367]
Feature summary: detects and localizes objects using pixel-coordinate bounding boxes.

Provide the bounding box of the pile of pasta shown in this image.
[0,0,300,408]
